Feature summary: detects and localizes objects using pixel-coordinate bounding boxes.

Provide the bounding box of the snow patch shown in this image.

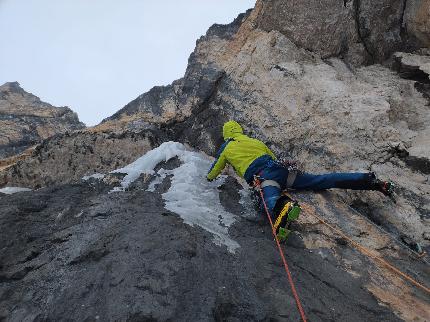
[111,141,240,253]
[0,187,32,194]
[82,173,105,181]
[111,142,186,192]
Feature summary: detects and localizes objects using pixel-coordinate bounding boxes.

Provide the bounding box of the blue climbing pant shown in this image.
[258,164,376,217]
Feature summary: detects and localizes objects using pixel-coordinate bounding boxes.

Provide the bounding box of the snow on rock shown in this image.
[238,186,256,219]
[162,151,240,253]
[82,173,105,181]
[111,141,240,253]
[111,141,186,191]
[0,187,32,194]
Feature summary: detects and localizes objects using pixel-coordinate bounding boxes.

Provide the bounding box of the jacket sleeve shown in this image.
[207,141,230,180]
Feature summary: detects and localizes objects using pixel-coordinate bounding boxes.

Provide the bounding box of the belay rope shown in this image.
[279,190,430,294]
[253,178,430,321]
[296,200,430,295]
[254,178,308,322]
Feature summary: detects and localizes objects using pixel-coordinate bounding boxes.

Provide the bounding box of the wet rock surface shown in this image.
[2,169,423,322]
[0,82,85,158]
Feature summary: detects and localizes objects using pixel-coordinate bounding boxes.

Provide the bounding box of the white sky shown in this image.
[0,0,255,126]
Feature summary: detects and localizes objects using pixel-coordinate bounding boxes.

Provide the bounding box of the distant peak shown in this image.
[0,81,23,92]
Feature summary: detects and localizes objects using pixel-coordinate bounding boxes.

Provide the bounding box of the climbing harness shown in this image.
[265,158,300,188]
[254,177,308,322]
[284,193,430,295]
[253,174,301,242]
[260,179,281,189]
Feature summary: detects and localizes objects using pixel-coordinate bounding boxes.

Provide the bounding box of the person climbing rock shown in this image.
[207,120,394,224]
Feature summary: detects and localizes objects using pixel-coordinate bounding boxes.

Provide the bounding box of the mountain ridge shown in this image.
[0,82,85,159]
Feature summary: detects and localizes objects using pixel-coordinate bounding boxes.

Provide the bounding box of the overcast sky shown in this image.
[0,0,255,126]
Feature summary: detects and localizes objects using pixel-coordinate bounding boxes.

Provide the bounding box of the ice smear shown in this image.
[82,173,105,181]
[111,141,240,253]
[0,187,32,194]
[111,142,186,192]
[163,152,240,253]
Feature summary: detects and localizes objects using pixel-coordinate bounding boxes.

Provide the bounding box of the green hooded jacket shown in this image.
[207,121,276,180]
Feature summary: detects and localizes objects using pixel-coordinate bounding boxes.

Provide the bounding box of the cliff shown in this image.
[1,1,429,321]
[0,82,85,159]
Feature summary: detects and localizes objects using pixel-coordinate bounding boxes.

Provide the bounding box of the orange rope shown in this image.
[299,202,430,295]
[255,180,308,322]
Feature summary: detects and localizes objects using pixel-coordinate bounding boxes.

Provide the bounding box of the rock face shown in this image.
[1,0,430,321]
[254,0,430,65]
[405,0,430,47]
[0,82,85,158]
[0,130,160,188]
[100,0,430,253]
[0,161,427,322]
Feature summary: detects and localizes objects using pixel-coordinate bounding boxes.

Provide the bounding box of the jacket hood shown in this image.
[223,121,243,140]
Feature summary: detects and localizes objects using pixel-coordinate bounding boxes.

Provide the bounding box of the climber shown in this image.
[207,120,394,222]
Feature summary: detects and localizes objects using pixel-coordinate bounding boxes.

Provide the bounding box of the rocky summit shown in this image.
[0,82,85,159]
[1,1,430,321]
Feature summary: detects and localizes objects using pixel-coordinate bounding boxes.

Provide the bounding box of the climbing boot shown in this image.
[273,195,301,242]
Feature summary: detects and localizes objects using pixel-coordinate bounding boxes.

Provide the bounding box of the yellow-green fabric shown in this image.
[207,121,276,180]
[223,120,243,140]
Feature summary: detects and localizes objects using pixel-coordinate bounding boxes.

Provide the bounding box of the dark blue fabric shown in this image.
[258,162,375,214]
[259,164,289,188]
[243,154,274,184]
[207,139,232,175]
[292,172,373,190]
[262,185,281,217]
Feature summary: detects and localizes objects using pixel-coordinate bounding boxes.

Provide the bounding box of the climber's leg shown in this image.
[291,172,377,191]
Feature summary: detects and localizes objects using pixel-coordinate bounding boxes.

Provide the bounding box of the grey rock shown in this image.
[254,0,430,64]
[1,1,430,320]
[404,0,430,48]
[0,129,163,189]
[255,0,366,64]
[3,2,430,256]
[0,170,412,322]
[0,82,85,159]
